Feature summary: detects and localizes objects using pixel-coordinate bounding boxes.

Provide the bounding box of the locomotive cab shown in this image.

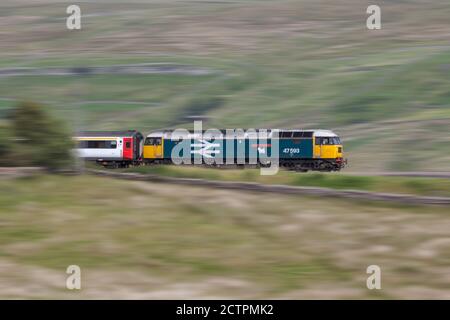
[313,130,345,169]
[143,132,165,163]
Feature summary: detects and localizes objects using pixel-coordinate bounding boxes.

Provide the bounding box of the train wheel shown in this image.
[105,162,118,169]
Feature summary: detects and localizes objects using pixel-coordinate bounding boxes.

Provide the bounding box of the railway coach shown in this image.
[143,129,346,172]
[74,130,144,168]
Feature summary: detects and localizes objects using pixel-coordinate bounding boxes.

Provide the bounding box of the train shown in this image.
[74,129,346,171]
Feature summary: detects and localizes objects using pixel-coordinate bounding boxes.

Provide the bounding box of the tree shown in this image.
[0,123,14,166]
[9,102,74,170]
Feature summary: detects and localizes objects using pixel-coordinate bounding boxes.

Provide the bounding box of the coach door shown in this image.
[123,137,133,160]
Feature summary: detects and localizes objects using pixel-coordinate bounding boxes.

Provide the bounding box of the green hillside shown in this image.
[1,0,449,171]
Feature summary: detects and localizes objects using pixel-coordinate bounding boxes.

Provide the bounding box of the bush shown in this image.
[0,124,14,166]
[5,102,74,170]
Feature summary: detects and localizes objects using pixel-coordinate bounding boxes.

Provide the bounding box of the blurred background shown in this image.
[0,0,449,299]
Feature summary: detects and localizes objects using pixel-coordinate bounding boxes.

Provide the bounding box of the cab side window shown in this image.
[315,137,341,145]
[145,138,162,146]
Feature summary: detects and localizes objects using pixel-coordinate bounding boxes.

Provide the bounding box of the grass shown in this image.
[123,165,450,197]
[0,174,448,298]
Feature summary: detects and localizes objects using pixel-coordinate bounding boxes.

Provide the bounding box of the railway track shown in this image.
[86,169,450,206]
[348,171,450,179]
[2,167,450,205]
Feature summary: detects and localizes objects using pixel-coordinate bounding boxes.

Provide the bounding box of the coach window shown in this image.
[88,141,99,148]
[125,141,131,148]
[110,141,117,149]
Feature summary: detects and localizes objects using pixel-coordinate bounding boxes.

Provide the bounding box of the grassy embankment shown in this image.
[0,174,448,299]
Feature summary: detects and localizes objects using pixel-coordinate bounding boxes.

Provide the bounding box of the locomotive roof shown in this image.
[76,130,142,138]
[146,129,337,138]
[312,130,337,137]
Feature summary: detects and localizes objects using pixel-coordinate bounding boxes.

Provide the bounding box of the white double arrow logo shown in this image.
[191,139,221,158]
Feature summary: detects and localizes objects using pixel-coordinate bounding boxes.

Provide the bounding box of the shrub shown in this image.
[7,102,74,170]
